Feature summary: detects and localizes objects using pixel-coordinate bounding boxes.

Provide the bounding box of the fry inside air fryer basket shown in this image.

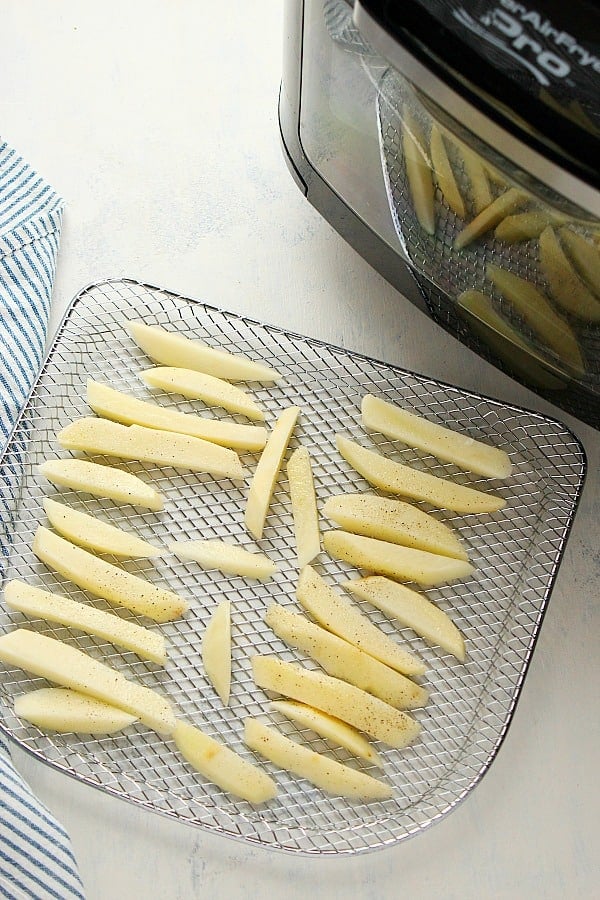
[402,105,436,235]
[538,226,600,322]
[455,188,527,249]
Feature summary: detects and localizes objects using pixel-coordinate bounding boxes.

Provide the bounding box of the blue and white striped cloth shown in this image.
[0,142,85,898]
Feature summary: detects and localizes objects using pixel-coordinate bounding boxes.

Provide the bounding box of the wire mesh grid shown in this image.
[0,278,586,854]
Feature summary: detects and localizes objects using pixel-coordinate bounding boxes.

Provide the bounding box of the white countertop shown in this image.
[1,2,598,897]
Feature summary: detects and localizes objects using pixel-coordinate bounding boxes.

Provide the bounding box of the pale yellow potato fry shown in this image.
[244,718,392,801]
[4,580,167,664]
[324,530,473,586]
[0,629,175,734]
[495,212,554,243]
[560,228,600,298]
[271,699,381,766]
[487,264,585,374]
[38,458,163,511]
[170,540,276,580]
[252,655,420,749]
[539,226,600,322]
[455,188,526,249]
[141,367,265,421]
[127,320,282,383]
[336,435,505,514]
[265,602,428,709]
[323,493,467,561]
[402,106,435,235]
[287,446,321,567]
[430,124,466,219]
[58,417,243,481]
[87,380,268,452]
[43,497,160,559]
[453,140,493,214]
[345,576,465,661]
[202,600,231,705]
[14,688,138,735]
[245,406,300,540]
[362,394,511,479]
[173,719,277,803]
[296,565,425,677]
[33,526,187,623]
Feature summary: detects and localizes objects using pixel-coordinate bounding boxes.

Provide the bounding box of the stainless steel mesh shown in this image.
[0,278,585,854]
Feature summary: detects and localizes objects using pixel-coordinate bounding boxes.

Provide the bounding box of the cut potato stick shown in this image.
[0,629,175,734]
[336,435,505,514]
[287,446,320,567]
[362,394,511,479]
[265,603,428,709]
[141,367,265,421]
[345,576,465,661]
[402,106,435,235]
[453,140,493,214]
[324,530,473,586]
[58,417,243,481]
[170,540,276,580]
[323,493,467,561]
[33,526,187,623]
[38,458,163,511]
[539,226,600,322]
[559,228,600,298]
[173,719,278,803]
[14,688,138,735]
[4,580,167,664]
[430,124,466,219]
[486,264,584,374]
[43,497,160,559]
[202,600,231,705]
[251,655,420,749]
[495,212,554,243]
[296,565,425,677]
[244,718,392,801]
[271,700,381,766]
[87,380,268,452]
[455,188,526,249]
[127,320,282,383]
[245,406,300,540]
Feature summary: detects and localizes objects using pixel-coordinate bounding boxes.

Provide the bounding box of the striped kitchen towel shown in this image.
[0,142,85,899]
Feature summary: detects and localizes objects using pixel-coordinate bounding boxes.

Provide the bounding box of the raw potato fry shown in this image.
[0,629,175,734]
[14,688,138,734]
[336,435,505,514]
[539,226,600,322]
[271,700,381,766]
[430,124,466,219]
[324,530,473,587]
[495,212,554,243]
[455,188,526,249]
[402,106,435,235]
[170,540,276,580]
[4,580,167,665]
[173,719,278,803]
[33,526,187,623]
[141,367,265,421]
[87,380,268,452]
[252,655,420,749]
[127,320,282,383]
[265,603,428,709]
[38,458,163,511]
[58,417,243,481]
[345,576,465,661]
[454,140,493,214]
[362,393,511,479]
[202,600,231,705]
[43,497,160,559]
[296,565,425,677]
[560,228,600,298]
[244,718,392,801]
[245,406,300,540]
[487,264,585,374]
[323,493,468,561]
[287,446,320,567]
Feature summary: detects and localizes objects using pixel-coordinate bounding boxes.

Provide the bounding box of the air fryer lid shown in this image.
[354,0,600,215]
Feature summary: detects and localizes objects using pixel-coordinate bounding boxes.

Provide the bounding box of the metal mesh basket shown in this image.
[0,278,585,854]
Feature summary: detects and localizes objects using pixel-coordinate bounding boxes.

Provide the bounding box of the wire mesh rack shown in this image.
[0,278,586,854]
